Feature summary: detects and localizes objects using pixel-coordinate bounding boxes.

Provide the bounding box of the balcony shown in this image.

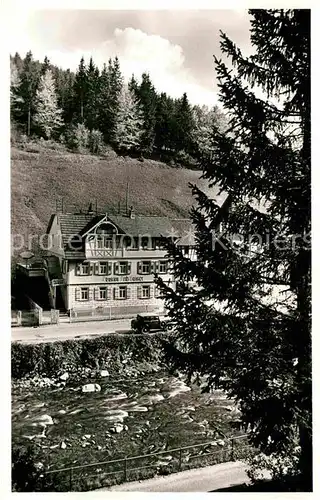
[85,246,168,260]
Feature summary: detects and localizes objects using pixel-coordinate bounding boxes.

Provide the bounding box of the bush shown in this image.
[89,129,105,154]
[11,334,170,379]
[246,446,301,487]
[66,123,90,152]
[12,445,54,492]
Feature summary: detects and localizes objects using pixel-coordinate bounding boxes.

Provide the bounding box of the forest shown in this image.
[10,51,226,165]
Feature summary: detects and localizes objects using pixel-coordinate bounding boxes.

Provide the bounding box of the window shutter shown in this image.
[138,262,142,274]
[107,262,112,275]
[89,263,94,275]
[75,263,81,275]
[75,287,80,301]
[114,262,119,275]
[106,287,112,300]
[154,262,159,274]
[114,287,119,300]
[150,286,154,299]
[93,287,99,300]
[88,287,94,300]
[127,262,131,275]
[137,286,142,299]
[94,263,99,275]
[126,286,130,299]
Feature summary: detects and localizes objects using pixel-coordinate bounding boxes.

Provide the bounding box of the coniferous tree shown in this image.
[14,51,41,135]
[174,92,195,153]
[98,57,123,144]
[156,9,311,489]
[85,57,100,130]
[33,69,64,139]
[54,68,75,126]
[41,56,50,75]
[113,84,144,152]
[73,56,87,123]
[134,72,157,154]
[154,92,176,152]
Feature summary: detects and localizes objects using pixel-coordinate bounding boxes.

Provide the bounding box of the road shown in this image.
[11,318,133,344]
[100,461,263,492]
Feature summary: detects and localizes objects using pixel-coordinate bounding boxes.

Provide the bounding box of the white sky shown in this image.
[7,8,252,106]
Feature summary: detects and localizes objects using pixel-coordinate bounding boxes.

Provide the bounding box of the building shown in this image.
[16,206,196,318]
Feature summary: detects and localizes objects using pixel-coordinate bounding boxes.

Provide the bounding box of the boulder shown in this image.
[111,423,124,434]
[100,370,110,377]
[60,372,69,381]
[82,383,101,393]
[60,441,67,449]
[58,410,66,415]
[36,414,54,425]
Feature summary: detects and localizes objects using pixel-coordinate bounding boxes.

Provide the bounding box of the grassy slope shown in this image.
[11,147,223,255]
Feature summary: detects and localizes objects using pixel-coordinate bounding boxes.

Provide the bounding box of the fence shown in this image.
[43,434,253,492]
[69,304,164,323]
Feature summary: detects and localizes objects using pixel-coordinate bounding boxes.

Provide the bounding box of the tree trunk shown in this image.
[27,104,31,136]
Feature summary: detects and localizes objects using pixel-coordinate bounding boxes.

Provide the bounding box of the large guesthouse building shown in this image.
[40,206,195,317]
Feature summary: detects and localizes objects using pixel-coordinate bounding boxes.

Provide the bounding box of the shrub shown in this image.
[89,129,105,154]
[66,123,90,152]
[11,334,170,379]
[12,445,54,492]
[246,446,301,487]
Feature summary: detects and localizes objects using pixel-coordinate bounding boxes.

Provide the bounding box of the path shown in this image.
[11,318,132,344]
[100,461,265,492]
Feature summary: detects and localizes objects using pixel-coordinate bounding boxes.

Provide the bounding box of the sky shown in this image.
[8,9,252,107]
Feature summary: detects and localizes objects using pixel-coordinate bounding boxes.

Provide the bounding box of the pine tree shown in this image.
[113,84,144,152]
[98,57,123,144]
[154,92,176,152]
[14,51,41,135]
[33,69,64,139]
[86,57,101,131]
[134,72,157,154]
[156,9,311,489]
[41,56,50,75]
[73,56,87,123]
[174,92,195,153]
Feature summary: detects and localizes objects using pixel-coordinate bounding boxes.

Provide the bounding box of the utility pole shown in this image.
[125,181,129,216]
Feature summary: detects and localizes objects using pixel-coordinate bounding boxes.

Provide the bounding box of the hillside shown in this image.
[11,147,223,256]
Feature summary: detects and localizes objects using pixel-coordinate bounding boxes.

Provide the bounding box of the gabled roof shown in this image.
[47,211,197,259]
[107,215,174,238]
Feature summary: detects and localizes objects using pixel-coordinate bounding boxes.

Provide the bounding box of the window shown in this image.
[99,287,107,300]
[78,262,90,275]
[114,261,131,275]
[119,262,128,275]
[119,286,127,299]
[141,285,150,299]
[99,262,107,275]
[141,261,151,274]
[158,261,167,273]
[81,287,89,300]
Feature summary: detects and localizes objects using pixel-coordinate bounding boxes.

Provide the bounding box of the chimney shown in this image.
[129,206,135,219]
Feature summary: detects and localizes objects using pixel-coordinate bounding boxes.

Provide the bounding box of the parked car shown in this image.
[131,313,174,333]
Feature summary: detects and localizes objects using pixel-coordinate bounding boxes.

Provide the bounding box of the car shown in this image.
[131,313,174,334]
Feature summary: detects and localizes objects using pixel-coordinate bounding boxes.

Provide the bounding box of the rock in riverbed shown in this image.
[82,383,101,393]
